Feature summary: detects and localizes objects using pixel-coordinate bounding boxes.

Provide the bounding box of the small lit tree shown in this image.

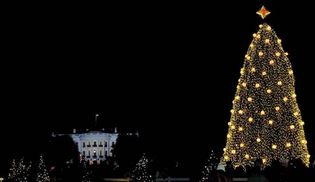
[200,150,219,182]
[13,158,31,182]
[36,155,50,182]
[8,159,18,181]
[131,153,153,182]
[81,164,92,182]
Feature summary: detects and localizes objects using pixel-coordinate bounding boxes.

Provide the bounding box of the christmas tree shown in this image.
[200,150,219,182]
[8,158,32,182]
[36,155,50,182]
[131,153,153,182]
[222,6,310,167]
[81,163,92,182]
[8,159,18,180]
[81,170,92,182]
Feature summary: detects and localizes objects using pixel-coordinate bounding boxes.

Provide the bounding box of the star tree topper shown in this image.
[256,6,271,19]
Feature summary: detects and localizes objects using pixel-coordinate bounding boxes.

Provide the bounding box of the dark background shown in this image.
[1,0,314,176]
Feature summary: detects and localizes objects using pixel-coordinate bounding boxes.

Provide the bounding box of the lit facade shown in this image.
[54,129,119,165]
[70,130,118,164]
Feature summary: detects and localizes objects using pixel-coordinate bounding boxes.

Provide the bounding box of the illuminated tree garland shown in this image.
[222,23,310,167]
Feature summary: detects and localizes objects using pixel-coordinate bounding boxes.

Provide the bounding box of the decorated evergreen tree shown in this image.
[222,6,310,167]
[36,155,50,182]
[131,153,153,182]
[8,159,18,181]
[81,163,92,182]
[200,150,219,182]
[9,158,32,182]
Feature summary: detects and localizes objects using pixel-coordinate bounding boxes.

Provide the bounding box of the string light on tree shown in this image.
[276,52,281,57]
[262,159,267,164]
[256,34,261,39]
[277,81,283,86]
[289,69,294,75]
[256,138,261,143]
[277,39,282,44]
[260,110,266,116]
[222,5,310,167]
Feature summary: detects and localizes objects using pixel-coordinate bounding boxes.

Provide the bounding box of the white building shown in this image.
[54,128,119,165]
[71,129,119,164]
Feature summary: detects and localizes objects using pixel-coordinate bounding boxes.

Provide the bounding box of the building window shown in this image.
[105,151,108,157]
[99,141,103,147]
[105,142,107,147]
[100,150,103,156]
[83,151,85,156]
[93,141,97,147]
[83,142,85,148]
[93,150,97,158]
[87,142,91,147]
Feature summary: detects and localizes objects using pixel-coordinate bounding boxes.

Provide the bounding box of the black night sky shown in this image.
[1,0,314,176]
